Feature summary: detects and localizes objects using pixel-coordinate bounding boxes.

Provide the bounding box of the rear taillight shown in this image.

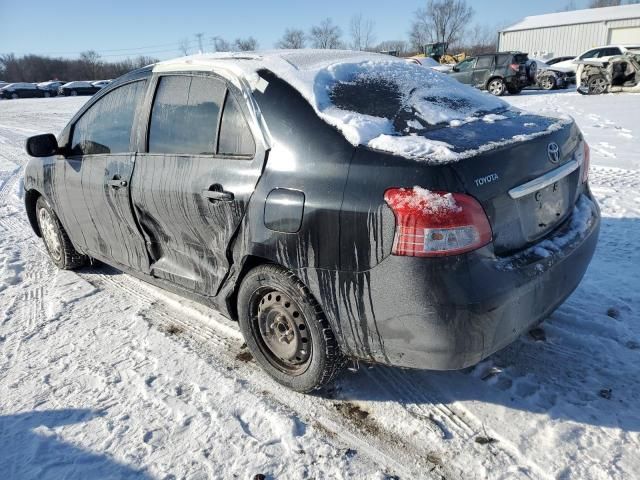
[582,141,590,183]
[510,63,520,72]
[384,187,492,257]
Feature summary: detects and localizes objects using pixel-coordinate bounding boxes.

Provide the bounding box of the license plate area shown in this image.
[516,174,575,241]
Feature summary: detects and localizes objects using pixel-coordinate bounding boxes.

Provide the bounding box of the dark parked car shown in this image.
[448,52,532,95]
[24,51,600,392]
[58,81,101,96]
[37,81,65,96]
[1,82,49,99]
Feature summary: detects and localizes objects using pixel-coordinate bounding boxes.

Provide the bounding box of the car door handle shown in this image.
[201,187,234,202]
[107,179,128,188]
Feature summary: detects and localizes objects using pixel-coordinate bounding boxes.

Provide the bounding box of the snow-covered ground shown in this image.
[0,91,639,479]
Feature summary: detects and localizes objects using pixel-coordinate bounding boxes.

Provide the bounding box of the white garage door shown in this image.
[609,26,640,44]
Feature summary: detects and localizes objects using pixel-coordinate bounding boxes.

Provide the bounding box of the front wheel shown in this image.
[237,264,344,392]
[35,196,88,270]
[587,75,608,95]
[11,93,18,99]
[487,78,506,96]
[70,90,78,96]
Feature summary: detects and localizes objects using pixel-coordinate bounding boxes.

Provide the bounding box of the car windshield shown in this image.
[322,60,508,134]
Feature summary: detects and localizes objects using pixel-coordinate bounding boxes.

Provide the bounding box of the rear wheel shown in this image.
[43,91,51,98]
[11,93,18,99]
[487,78,506,96]
[587,75,608,95]
[237,264,344,392]
[70,90,78,96]
[35,196,88,270]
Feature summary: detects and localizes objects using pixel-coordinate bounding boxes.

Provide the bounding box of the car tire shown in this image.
[70,90,78,96]
[487,78,506,96]
[237,264,344,393]
[587,74,609,95]
[43,91,51,98]
[35,196,88,270]
[538,74,556,91]
[11,93,18,99]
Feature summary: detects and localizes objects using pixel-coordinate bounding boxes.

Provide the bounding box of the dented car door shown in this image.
[131,73,265,295]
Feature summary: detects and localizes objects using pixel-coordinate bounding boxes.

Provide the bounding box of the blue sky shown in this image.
[0,0,591,60]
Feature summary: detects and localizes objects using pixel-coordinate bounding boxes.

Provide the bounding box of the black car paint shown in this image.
[1,84,49,99]
[58,84,101,96]
[23,61,600,370]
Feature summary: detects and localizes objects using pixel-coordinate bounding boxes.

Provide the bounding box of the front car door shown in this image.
[55,79,151,272]
[449,57,476,84]
[131,72,267,296]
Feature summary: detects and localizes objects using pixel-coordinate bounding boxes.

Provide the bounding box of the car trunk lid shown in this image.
[417,112,584,254]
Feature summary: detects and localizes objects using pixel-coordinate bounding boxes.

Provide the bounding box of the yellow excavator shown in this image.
[422,42,466,65]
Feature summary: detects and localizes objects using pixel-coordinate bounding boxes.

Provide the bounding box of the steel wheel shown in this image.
[588,75,608,95]
[487,78,505,96]
[255,289,312,374]
[38,206,62,262]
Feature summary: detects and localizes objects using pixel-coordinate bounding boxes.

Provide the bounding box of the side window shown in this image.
[148,75,226,155]
[457,58,476,72]
[496,54,511,66]
[218,92,256,157]
[475,56,493,69]
[70,80,146,156]
[601,47,621,57]
[580,49,599,60]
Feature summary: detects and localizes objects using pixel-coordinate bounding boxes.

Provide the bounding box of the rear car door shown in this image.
[63,79,150,271]
[472,55,495,87]
[131,73,265,295]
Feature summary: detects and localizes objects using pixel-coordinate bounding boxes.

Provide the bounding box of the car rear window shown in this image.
[148,75,226,155]
[324,61,507,133]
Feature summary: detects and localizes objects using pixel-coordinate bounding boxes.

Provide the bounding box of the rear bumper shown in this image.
[314,193,600,370]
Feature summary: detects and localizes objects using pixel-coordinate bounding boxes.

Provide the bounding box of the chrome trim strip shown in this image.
[508,159,581,199]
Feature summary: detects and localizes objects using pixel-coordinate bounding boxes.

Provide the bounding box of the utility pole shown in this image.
[195,33,204,53]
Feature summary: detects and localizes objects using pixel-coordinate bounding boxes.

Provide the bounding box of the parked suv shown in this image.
[448,52,531,95]
[24,51,600,392]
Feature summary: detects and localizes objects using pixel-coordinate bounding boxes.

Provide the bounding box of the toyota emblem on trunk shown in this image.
[547,142,560,164]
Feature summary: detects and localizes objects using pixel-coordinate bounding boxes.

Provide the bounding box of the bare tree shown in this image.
[276,28,306,49]
[560,0,578,10]
[178,38,191,56]
[456,24,497,55]
[234,37,258,51]
[309,18,343,49]
[350,14,376,51]
[79,50,102,79]
[409,0,474,53]
[211,36,232,52]
[589,0,620,6]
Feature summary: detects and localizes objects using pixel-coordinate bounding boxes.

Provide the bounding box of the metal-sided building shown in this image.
[498,4,640,58]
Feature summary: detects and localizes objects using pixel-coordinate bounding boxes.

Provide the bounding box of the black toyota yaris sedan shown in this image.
[24,50,600,392]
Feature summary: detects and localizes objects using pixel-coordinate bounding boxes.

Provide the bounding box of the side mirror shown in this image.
[26,133,59,157]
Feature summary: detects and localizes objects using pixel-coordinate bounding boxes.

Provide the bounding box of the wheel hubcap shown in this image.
[489,81,503,95]
[255,290,311,374]
[39,207,62,261]
[590,78,607,93]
